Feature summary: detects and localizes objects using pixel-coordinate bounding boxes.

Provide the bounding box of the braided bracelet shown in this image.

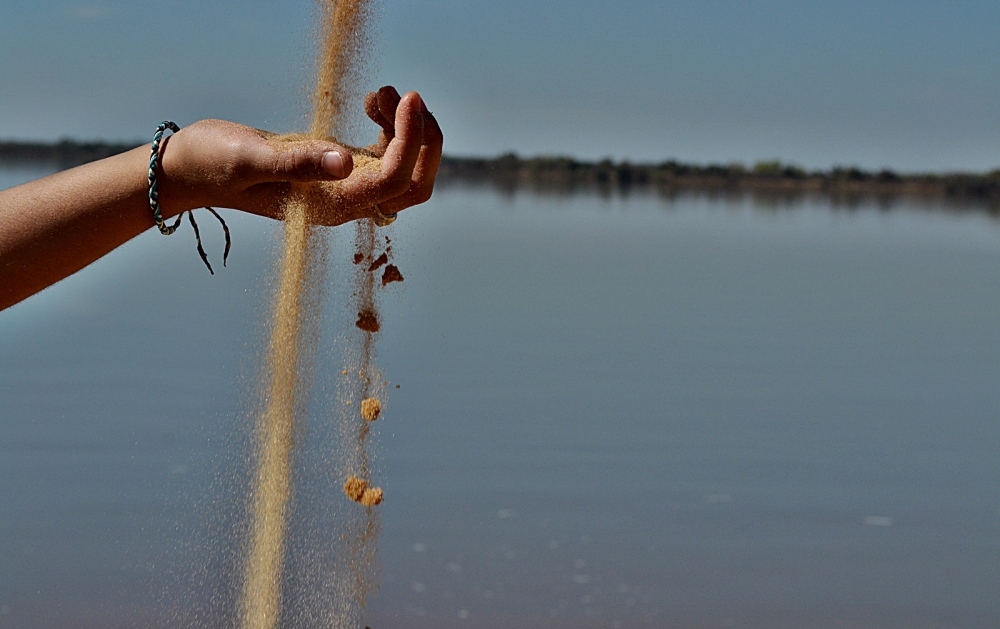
[148,121,231,274]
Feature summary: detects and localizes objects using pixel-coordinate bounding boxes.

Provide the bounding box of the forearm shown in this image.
[0,93,440,312]
[0,145,160,310]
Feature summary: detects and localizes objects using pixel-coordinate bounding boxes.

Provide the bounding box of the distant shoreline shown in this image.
[438,155,1000,209]
[4,140,999,208]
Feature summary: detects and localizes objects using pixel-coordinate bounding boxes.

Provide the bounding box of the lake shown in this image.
[2,165,1000,629]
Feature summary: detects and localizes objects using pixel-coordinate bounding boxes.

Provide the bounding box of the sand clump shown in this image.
[367,253,388,272]
[381,264,403,286]
[360,488,383,506]
[343,475,383,506]
[355,310,380,332]
[360,397,381,421]
[343,475,367,502]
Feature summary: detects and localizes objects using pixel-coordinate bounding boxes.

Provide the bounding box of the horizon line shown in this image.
[0,139,997,177]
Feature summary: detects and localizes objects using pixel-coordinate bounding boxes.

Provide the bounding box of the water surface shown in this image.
[2,167,1000,628]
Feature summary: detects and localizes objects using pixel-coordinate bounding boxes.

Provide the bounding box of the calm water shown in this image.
[2,165,1000,629]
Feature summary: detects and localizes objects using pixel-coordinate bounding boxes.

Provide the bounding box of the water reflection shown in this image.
[436,177,1000,218]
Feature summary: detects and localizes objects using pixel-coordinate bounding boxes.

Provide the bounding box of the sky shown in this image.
[1,0,999,171]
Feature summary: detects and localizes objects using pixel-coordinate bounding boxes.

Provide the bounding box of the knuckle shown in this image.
[383,172,412,197]
[274,150,315,179]
[276,152,297,175]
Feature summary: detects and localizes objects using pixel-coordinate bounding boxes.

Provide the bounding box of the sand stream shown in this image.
[240,1,384,628]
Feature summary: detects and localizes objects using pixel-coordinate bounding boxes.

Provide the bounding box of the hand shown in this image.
[156,87,443,227]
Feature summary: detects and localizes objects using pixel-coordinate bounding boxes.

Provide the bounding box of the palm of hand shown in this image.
[159,86,442,227]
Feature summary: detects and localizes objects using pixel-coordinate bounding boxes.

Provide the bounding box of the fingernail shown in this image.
[322,151,346,178]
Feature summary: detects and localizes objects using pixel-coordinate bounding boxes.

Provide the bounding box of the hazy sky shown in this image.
[1,0,999,171]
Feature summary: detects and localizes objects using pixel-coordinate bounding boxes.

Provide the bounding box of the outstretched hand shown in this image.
[0,86,442,310]
[156,87,443,226]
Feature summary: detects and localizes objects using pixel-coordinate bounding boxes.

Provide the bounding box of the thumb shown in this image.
[258,141,355,183]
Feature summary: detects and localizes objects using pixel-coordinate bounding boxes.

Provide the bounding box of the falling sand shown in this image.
[340,215,392,608]
[240,1,385,629]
